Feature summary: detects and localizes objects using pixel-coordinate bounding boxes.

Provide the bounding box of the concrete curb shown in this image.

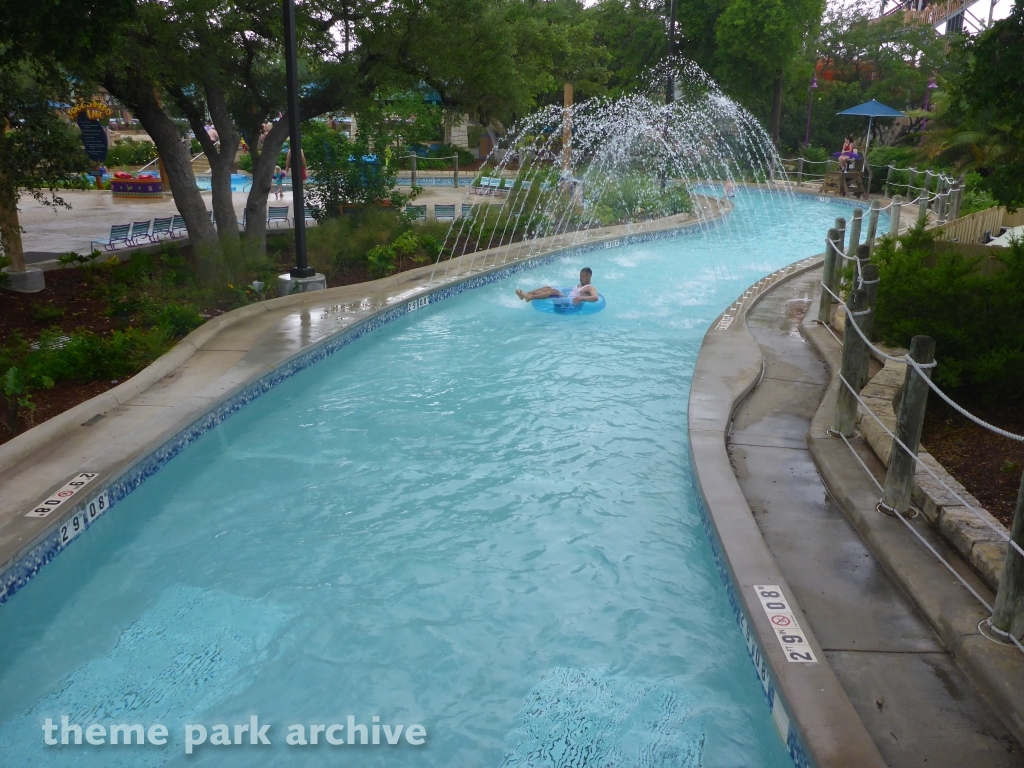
[688,255,887,768]
[802,315,1024,747]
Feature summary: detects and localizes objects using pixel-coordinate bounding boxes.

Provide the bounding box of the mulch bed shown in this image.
[922,400,1024,528]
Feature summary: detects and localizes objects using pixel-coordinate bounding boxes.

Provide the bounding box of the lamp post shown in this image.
[804,75,818,147]
[666,0,677,104]
[920,75,938,141]
[283,0,313,279]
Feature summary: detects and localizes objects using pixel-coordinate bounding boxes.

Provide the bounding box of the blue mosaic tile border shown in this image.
[689,444,814,768]
[0,215,722,607]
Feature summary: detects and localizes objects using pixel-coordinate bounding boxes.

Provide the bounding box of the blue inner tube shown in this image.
[531,287,606,315]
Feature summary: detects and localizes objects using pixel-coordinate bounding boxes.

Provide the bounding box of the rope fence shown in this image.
[816,210,1024,649]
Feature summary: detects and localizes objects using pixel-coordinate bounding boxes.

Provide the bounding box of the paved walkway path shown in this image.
[18,186,474,258]
[728,269,1021,766]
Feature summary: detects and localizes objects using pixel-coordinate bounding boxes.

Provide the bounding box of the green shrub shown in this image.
[105,137,159,167]
[800,146,830,163]
[366,245,396,278]
[959,172,998,216]
[33,327,174,383]
[149,302,203,337]
[872,225,1024,402]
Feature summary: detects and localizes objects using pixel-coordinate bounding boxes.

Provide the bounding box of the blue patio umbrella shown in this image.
[836,99,906,154]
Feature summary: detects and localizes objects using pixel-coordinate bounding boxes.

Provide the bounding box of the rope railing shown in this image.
[818,248,1024,650]
[835,368,1024,580]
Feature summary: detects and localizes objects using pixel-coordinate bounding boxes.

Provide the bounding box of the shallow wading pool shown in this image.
[0,191,873,767]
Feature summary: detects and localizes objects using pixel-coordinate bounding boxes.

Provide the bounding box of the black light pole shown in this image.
[666,0,677,104]
[283,0,314,278]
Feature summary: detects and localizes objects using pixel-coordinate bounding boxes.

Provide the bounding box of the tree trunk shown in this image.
[243,118,290,258]
[176,84,242,273]
[204,86,241,246]
[0,181,27,272]
[103,75,217,249]
[770,69,784,149]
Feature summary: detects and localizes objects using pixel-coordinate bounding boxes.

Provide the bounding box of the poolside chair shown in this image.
[169,214,187,238]
[819,156,866,199]
[150,217,173,242]
[129,220,151,245]
[92,224,133,251]
[434,204,456,221]
[304,206,318,224]
[268,206,290,227]
[405,204,427,221]
[461,203,477,218]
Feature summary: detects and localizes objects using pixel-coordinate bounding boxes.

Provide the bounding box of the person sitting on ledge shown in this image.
[516,268,599,305]
[838,136,857,171]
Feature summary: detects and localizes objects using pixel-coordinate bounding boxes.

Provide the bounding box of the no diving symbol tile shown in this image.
[754,585,818,664]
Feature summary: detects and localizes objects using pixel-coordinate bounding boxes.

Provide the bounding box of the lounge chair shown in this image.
[434,204,456,221]
[129,220,151,244]
[92,224,132,251]
[169,214,186,237]
[150,217,173,242]
[268,206,290,227]
[405,204,427,220]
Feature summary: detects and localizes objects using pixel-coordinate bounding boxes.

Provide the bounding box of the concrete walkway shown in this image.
[18,186,475,258]
[729,269,1021,766]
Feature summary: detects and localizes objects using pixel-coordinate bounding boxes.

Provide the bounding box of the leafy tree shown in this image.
[0,0,131,278]
[0,56,90,276]
[949,0,1024,210]
[714,0,824,147]
[792,0,951,153]
[302,120,409,218]
[590,1,667,98]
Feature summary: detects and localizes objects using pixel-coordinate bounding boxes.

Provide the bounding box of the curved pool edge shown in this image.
[0,201,730,607]
[687,255,888,768]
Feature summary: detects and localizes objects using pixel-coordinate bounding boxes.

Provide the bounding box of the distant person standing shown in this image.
[273,166,285,199]
[205,122,220,146]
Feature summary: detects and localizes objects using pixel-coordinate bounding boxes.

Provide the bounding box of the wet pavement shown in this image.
[728,269,1021,766]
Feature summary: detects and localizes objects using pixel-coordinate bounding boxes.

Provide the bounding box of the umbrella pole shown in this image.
[864,116,873,156]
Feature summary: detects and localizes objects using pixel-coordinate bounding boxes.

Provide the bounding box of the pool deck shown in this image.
[0,200,725,606]
[17,185,474,259]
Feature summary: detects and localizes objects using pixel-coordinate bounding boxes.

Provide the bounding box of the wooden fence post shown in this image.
[797,157,804,185]
[885,164,894,198]
[890,194,902,236]
[410,153,417,188]
[991,471,1024,639]
[908,168,917,198]
[918,189,929,224]
[865,199,881,253]
[817,227,839,324]
[832,288,870,436]
[848,208,864,255]
[879,335,936,516]
[936,180,948,222]
[949,183,962,220]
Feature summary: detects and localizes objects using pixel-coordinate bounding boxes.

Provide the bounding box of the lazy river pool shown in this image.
[0,191,877,767]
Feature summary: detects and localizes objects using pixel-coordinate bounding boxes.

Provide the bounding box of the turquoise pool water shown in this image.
[0,191,872,767]
[194,173,252,193]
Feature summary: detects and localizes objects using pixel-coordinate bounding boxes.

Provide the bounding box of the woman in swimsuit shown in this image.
[839,136,856,171]
[516,267,599,306]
